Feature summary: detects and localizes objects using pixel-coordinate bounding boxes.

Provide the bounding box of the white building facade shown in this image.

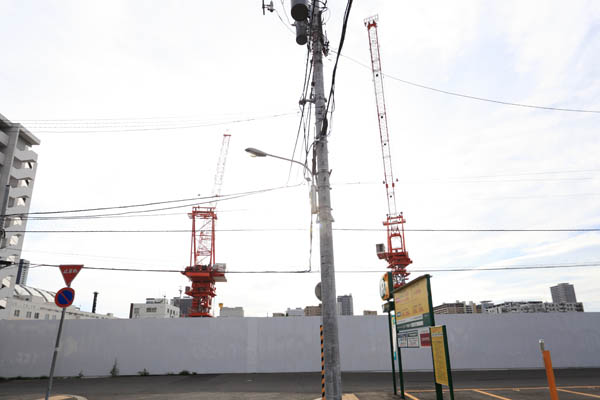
[0,113,40,318]
[129,298,180,319]
[219,306,244,317]
[0,284,114,320]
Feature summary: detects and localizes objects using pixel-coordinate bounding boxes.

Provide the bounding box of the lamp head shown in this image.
[245,148,268,157]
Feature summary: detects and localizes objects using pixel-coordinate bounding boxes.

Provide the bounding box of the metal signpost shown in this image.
[45,264,83,400]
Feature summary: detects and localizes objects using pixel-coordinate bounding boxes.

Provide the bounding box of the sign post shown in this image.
[45,265,83,400]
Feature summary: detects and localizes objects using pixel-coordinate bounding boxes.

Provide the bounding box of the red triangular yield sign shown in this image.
[59,264,83,287]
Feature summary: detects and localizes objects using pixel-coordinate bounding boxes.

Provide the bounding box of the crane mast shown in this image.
[182,133,231,317]
[365,15,412,288]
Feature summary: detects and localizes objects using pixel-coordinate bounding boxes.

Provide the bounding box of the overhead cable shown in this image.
[333,51,600,114]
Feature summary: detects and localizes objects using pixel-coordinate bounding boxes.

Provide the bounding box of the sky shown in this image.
[1,0,599,317]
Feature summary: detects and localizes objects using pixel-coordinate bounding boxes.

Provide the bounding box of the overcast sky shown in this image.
[1,1,599,317]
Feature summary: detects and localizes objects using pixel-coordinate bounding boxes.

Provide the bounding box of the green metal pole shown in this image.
[386,307,397,395]
[426,276,443,400]
[443,325,454,400]
[397,341,405,399]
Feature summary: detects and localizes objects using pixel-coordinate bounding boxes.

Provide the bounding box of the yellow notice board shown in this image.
[394,275,430,329]
[430,326,449,386]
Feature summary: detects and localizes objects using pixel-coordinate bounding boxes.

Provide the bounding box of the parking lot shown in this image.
[396,386,600,400]
[1,369,598,400]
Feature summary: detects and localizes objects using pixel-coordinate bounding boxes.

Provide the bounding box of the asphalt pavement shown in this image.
[0,369,598,400]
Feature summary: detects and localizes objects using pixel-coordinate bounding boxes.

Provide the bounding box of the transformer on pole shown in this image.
[182,134,231,317]
[365,16,412,289]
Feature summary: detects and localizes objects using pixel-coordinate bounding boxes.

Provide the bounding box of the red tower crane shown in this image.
[182,133,231,317]
[365,15,412,289]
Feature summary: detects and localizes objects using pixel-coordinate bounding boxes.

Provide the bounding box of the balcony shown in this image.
[0,131,8,147]
[14,149,38,162]
[10,167,36,181]
[9,186,32,199]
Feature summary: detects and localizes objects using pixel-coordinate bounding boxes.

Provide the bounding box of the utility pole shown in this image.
[310,3,343,399]
[282,1,342,397]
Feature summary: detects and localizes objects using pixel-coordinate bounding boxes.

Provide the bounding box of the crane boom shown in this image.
[365,15,412,288]
[211,133,231,204]
[365,15,397,218]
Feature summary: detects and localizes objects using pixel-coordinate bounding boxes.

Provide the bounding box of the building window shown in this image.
[14,309,20,317]
[9,235,20,246]
[146,307,157,313]
[45,314,49,320]
[52,315,57,320]
[26,311,32,318]
[34,312,39,319]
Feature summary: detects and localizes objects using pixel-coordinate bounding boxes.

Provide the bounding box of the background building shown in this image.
[172,296,193,317]
[434,300,481,315]
[337,294,354,316]
[363,310,377,316]
[0,114,40,319]
[551,283,577,303]
[286,307,304,317]
[129,298,180,319]
[0,284,114,320]
[219,306,244,317]
[0,113,40,265]
[304,305,322,316]
[486,301,583,314]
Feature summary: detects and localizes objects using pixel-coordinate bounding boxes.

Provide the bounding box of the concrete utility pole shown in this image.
[311,4,342,399]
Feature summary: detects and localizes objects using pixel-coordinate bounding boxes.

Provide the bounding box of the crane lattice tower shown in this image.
[365,16,412,288]
[182,134,230,317]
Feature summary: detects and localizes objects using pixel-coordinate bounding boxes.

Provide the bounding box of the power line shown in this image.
[334,51,600,114]
[323,0,353,121]
[12,184,301,218]
[27,112,298,134]
[12,228,600,233]
[29,261,600,274]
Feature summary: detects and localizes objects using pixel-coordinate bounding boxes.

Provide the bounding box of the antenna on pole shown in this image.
[262,0,274,15]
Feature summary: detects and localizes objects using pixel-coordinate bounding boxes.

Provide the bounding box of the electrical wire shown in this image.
[333,50,600,114]
[323,0,353,123]
[10,228,600,233]
[27,261,600,274]
[28,112,298,134]
[9,184,301,218]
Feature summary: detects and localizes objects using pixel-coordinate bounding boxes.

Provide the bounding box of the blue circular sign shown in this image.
[55,287,75,308]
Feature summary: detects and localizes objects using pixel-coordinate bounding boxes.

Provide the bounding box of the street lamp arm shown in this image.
[245,147,313,179]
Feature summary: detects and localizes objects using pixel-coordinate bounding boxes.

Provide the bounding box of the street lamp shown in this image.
[245,148,313,183]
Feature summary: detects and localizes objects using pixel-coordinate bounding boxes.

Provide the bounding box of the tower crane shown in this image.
[182,133,231,317]
[364,16,412,289]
